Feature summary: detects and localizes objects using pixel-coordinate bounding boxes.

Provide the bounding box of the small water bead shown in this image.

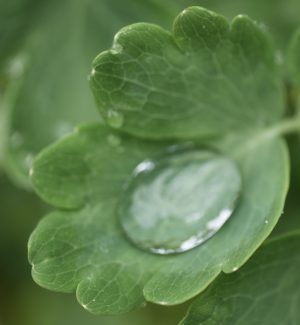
[119,148,242,255]
[107,134,121,147]
[90,68,96,77]
[24,153,34,169]
[107,110,124,129]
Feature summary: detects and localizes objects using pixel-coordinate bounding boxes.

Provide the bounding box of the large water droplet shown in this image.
[107,110,124,129]
[119,148,242,255]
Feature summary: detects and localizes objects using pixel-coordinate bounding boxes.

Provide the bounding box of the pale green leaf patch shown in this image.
[28,122,289,314]
[90,7,284,140]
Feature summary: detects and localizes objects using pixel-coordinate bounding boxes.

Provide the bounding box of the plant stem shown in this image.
[268,115,300,137]
[231,115,300,159]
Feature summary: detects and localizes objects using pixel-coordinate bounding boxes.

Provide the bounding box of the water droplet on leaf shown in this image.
[91,68,96,76]
[107,110,124,129]
[24,153,34,168]
[107,134,121,147]
[119,148,242,255]
[111,42,123,54]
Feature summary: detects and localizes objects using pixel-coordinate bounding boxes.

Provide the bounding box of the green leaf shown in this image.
[180,232,300,325]
[90,7,283,140]
[28,120,289,314]
[0,0,192,188]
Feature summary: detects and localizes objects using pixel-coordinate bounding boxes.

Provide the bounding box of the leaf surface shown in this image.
[180,232,300,325]
[29,121,289,314]
[90,7,283,140]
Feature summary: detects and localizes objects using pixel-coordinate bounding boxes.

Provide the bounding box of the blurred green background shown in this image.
[1,0,300,324]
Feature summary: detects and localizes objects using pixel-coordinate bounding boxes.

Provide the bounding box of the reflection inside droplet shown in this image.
[119,147,242,255]
[134,159,155,174]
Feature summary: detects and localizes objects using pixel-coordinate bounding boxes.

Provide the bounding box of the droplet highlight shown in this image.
[119,148,242,255]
